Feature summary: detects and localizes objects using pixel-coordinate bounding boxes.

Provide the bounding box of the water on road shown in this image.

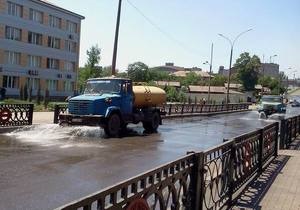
[0,108,299,210]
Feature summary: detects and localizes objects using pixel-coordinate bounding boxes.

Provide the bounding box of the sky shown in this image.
[49,0,300,78]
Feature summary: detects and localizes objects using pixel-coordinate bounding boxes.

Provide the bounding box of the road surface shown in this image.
[0,108,299,210]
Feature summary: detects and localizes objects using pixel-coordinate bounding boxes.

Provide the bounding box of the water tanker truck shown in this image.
[59,77,166,137]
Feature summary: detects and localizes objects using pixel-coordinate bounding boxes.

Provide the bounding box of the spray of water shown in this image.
[6,124,105,147]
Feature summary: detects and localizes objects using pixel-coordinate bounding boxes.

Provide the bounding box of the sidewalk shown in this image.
[234,138,300,210]
[32,112,54,124]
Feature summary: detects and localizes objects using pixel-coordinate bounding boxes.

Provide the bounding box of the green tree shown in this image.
[127,62,149,82]
[235,52,261,91]
[78,45,102,90]
[210,75,227,86]
[182,72,201,86]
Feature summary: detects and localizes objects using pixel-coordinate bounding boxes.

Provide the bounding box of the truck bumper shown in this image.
[59,114,105,126]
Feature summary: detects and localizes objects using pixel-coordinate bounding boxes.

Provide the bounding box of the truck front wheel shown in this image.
[143,112,160,132]
[104,113,121,137]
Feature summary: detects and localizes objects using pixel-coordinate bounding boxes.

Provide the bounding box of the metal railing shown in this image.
[53,103,251,124]
[280,114,300,149]
[161,103,250,116]
[53,104,68,124]
[0,104,34,127]
[56,122,279,210]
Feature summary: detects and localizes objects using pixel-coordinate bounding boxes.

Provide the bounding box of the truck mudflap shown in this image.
[59,114,105,126]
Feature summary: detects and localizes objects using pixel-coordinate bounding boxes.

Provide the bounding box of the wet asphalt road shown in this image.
[0,108,299,210]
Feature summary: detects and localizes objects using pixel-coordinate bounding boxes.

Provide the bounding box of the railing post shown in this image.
[181,104,184,115]
[228,141,236,207]
[28,104,34,125]
[298,116,300,135]
[280,119,287,149]
[274,122,279,157]
[192,104,194,113]
[190,152,205,210]
[294,117,297,139]
[258,128,264,173]
[168,104,172,115]
[53,105,60,124]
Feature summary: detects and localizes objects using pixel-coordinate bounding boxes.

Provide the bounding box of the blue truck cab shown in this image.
[59,77,163,137]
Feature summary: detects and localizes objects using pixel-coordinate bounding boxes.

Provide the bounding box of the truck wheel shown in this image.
[104,113,121,137]
[143,112,160,132]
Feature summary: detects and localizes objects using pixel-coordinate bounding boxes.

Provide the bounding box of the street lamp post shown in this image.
[218,29,253,104]
[203,43,214,103]
[111,0,123,76]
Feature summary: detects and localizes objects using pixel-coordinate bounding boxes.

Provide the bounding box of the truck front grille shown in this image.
[69,101,92,115]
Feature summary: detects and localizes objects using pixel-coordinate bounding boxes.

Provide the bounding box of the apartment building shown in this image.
[0,0,84,98]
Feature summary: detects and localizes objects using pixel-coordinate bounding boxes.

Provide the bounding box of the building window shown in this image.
[49,15,61,29]
[28,55,41,68]
[28,32,43,45]
[5,51,21,65]
[27,78,40,90]
[3,76,19,89]
[47,58,59,69]
[65,40,77,53]
[47,80,58,90]
[7,1,23,17]
[5,26,21,41]
[48,36,61,49]
[66,20,77,33]
[64,81,73,92]
[29,9,43,24]
[64,61,75,71]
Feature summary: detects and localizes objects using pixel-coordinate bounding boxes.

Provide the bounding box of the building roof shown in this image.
[188,86,243,94]
[155,81,181,87]
[171,71,211,78]
[32,0,85,19]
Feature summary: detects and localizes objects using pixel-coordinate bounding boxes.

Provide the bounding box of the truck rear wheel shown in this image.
[104,113,121,137]
[143,112,160,132]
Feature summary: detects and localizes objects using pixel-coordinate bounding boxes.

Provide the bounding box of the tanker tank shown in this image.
[133,86,166,108]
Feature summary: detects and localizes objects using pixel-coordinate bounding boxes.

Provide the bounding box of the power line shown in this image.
[126,0,201,57]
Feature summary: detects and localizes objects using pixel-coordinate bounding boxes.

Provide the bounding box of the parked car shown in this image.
[258,95,286,116]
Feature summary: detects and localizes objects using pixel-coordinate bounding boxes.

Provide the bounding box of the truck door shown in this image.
[121,81,133,117]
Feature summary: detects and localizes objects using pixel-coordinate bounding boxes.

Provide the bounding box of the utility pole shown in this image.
[111,0,122,76]
[203,43,214,103]
[261,54,265,95]
[208,43,213,104]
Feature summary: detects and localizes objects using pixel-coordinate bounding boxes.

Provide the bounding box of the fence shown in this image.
[161,103,250,116]
[280,115,300,149]
[0,104,34,127]
[56,122,279,210]
[53,103,250,124]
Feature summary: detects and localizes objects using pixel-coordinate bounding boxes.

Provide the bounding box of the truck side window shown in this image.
[122,83,127,94]
[127,82,132,93]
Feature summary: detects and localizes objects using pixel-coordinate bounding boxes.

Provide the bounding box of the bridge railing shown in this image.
[0,104,34,127]
[56,122,279,210]
[280,114,300,149]
[161,103,250,116]
[53,103,251,124]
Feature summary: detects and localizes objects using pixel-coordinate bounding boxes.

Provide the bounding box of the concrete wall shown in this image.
[186,93,247,104]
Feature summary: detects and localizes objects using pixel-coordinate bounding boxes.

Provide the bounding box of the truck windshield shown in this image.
[84,80,122,94]
[261,96,282,103]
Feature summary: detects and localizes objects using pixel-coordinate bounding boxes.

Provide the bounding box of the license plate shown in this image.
[72,118,82,123]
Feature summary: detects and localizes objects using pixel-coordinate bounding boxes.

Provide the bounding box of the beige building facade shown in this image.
[0,0,84,98]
